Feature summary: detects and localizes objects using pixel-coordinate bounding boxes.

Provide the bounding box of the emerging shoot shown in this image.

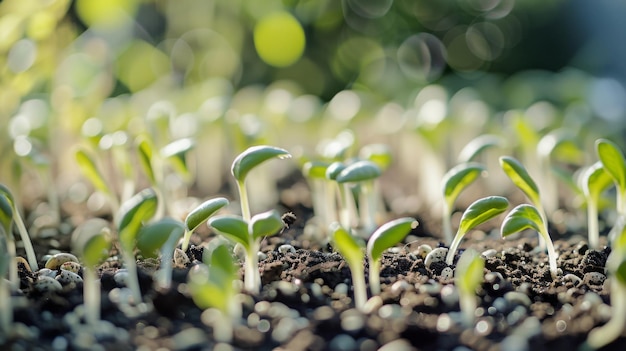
[182,197,229,252]
[0,230,12,337]
[136,218,185,290]
[455,249,484,327]
[596,138,626,244]
[336,160,382,237]
[580,162,613,249]
[330,222,367,311]
[0,184,39,272]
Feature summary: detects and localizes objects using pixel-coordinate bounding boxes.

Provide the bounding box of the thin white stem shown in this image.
[121,249,142,304]
[157,248,174,290]
[587,200,599,250]
[237,181,251,222]
[368,258,381,296]
[442,203,453,246]
[0,277,11,336]
[13,210,38,271]
[83,267,100,326]
[351,263,367,312]
[6,237,18,291]
[586,279,625,349]
[446,230,464,266]
[244,241,260,293]
[540,226,558,279]
[459,294,477,327]
[324,181,337,226]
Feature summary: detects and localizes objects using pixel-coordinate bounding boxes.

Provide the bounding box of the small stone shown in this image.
[114,270,129,287]
[378,338,414,351]
[481,249,497,258]
[37,268,57,278]
[45,253,79,270]
[562,273,582,287]
[174,248,190,268]
[440,267,453,279]
[35,276,63,293]
[278,244,296,254]
[60,261,82,273]
[424,247,448,268]
[390,280,411,295]
[583,272,606,286]
[329,334,357,351]
[56,270,83,285]
[440,285,458,307]
[504,291,532,307]
[173,327,208,350]
[258,251,268,261]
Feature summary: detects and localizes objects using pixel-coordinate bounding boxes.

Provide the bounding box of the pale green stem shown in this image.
[587,198,600,250]
[83,267,100,326]
[0,277,11,336]
[351,262,367,311]
[368,258,381,296]
[156,247,174,290]
[6,236,18,291]
[237,180,251,222]
[586,278,625,349]
[121,249,142,304]
[539,226,558,279]
[324,181,337,226]
[244,240,260,293]
[446,230,465,265]
[442,202,453,246]
[534,202,548,252]
[13,210,38,271]
[337,184,352,230]
[181,229,192,252]
[459,292,477,327]
[213,309,234,343]
[358,182,377,237]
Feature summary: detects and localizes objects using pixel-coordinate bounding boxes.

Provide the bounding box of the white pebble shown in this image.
[481,249,498,258]
[278,244,296,254]
[35,276,63,293]
[56,270,83,285]
[114,270,129,287]
[562,274,582,287]
[440,267,453,279]
[424,247,448,268]
[413,244,432,258]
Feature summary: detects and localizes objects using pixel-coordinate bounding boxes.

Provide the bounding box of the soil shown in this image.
[3,210,625,351]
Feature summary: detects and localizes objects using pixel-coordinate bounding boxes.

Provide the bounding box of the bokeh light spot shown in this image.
[345,0,394,19]
[76,0,138,28]
[254,12,306,67]
[8,39,37,73]
[397,33,447,82]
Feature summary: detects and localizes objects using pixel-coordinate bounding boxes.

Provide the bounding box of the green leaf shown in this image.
[187,245,236,313]
[136,135,156,185]
[160,138,195,180]
[499,156,541,206]
[500,204,544,237]
[136,218,185,259]
[0,195,13,235]
[0,229,10,276]
[325,162,345,181]
[249,210,284,240]
[330,222,364,267]
[615,259,626,285]
[359,144,393,171]
[117,188,158,249]
[582,161,614,199]
[442,163,486,210]
[458,196,509,234]
[457,134,504,163]
[302,161,331,179]
[366,217,418,263]
[208,215,250,250]
[185,197,229,232]
[0,184,16,206]
[75,147,111,196]
[231,145,291,183]
[336,160,381,183]
[71,218,112,267]
[455,249,484,294]
[596,139,626,191]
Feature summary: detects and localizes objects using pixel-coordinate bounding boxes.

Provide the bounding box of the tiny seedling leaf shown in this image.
[136,218,185,259]
[596,139,626,190]
[455,249,484,294]
[582,161,614,199]
[185,197,229,233]
[0,230,9,276]
[71,218,112,267]
[0,195,12,235]
[367,217,418,263]
[188,244,236,313]
[359,144,393,171]
[249,210,285,240]
[117,188,158,249]
[75,148,111,195]
[231,145,291,183]
[302,161,331,179]
[208,215,250,250]
[499,156,541,206]
[336,160,381,183]
[442,163,486,209]
[457,134,504,163]
[136,136,156,185]
[458,196,509,235]
[330,223,364,267]
[160,138,195,179]
[501,204,544,237]
[325,162,346,181]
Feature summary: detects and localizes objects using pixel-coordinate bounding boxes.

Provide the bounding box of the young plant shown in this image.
[71,218,112,327]
[0,183,38,272]
[499,156,547,250]
[501,204,559,279]
[181,197,229,252]
[336,160,382,237]
[455,249,484,327]
[329,222,367,311]
[0,230,12,337]
[75,147,120,213]
[136,218,185,290]
[116,188,158,303]
[366,217,418,295]
[580,162,614,249]
[188,243,240,343]
[441,163,486,245]
[457,134,505,163]
[231,145,291,221]
[208,209,285,293]
[445,196,509,265]
[326,161,356,231]
[302,161,335,233]
[596,138,626,244]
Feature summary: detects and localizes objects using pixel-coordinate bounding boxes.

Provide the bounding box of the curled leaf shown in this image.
[231,145,291,183]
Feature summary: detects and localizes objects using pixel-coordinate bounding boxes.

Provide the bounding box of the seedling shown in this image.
[326,161,356,231]
[455,249,484,327]
[0,230,12,337]
[445,196,509,265]
[136,217,185,290]
[75,147,120,213]
[366,217,418,295]
[580,162,614,249]
[499,156,547,250]
[188,243,240,343]
[208,209,285,293]
[0,183,38,272]
[329,222,367,311]
[457,134,505,163]
[441,163,486,244]
[302,161,336,233]
[71,218,112,327]
[501,204,559,279]
[231,145,291,221]
[116,188,158,303]
[182,197,229,252]
[596,139,626,244]
[359,143,393,172]
[336,160,382,236]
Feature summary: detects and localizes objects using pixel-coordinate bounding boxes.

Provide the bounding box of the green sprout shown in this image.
[336,160,382,237]
[116,188,158,303]
[302,161,336,236]
[501,204,559,279]
[231,145,291,221]
[188,243,240,343]
[208,209,285,293]
[75,147,120,213]
[441,163,486,244]
[0,230,12,337]
[182,197,229,252]
[0,183,39,272]
[71,218,112,327]
[445,196,509,265]
[596,138,626,244]
[455,249,485,327]
[580,162,614,249]
[457,134,505,163]
[136,218,185,290]
[366,217,418,295]
[326,161,356,231]
[499,156,548,250]
[329,222,367,311]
